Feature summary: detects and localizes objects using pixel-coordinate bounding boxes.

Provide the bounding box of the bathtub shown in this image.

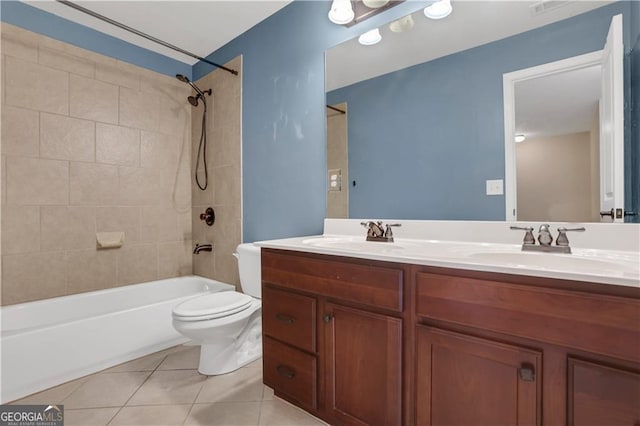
[0,276,234,403]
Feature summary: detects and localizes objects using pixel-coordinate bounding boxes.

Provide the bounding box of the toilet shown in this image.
[172,243,262,375]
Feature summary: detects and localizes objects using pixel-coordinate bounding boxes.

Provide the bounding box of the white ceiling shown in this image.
[22,0,293,65]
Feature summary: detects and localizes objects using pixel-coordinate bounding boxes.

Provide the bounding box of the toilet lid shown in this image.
[173,291,252,320]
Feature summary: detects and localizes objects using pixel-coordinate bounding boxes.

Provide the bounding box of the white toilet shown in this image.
[172,243,262,375]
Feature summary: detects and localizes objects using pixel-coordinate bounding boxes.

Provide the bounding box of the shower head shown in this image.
[188,95,199,107]
[175,74,190,83]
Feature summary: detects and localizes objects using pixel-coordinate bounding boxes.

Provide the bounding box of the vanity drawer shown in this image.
[263,337,317,411]
[415,271,640,362]
[262,286,316,353]
[262,249,404,312]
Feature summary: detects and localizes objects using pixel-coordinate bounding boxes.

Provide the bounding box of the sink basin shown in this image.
[468,252,638,275]
[301,237,409,253]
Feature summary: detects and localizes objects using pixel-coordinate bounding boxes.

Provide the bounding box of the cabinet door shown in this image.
[324,303,402,426]
[416,326,541,426]
[568,358,640,426]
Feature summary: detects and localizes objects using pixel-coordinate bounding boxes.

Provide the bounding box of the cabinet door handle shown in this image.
[519,363,535,382]
[276,365,296,379]
[275,313,296,324]
[323,313,334,323]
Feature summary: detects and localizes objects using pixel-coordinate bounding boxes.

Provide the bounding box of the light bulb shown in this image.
[358,28,382,46]
[424,0,452,20]
[328,0,354,25]
[363,0,389,8]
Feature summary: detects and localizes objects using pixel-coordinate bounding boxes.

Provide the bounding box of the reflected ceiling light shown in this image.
[389,15,414,33]
[328,0,355,25]
[358,28,382,45]
[515,134,526,143]
[424,0,453,20]
[363,0,390,8]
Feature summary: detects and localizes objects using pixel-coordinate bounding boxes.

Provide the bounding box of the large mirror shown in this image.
[325,0,638,223]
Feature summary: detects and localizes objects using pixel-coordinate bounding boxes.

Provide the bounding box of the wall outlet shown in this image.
[486,179,504,195]
[328,168,341,192]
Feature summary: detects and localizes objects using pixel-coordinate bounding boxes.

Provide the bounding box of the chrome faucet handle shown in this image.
[556,227,586,247]
[384,223,401,238]
[360,221,384,238]
[537,224,553,246]
[510,226,535,245]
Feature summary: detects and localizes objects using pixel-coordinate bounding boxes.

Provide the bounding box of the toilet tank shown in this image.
[235,243,262,298]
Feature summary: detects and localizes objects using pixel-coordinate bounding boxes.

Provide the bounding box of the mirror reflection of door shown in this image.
[326,103,349,218]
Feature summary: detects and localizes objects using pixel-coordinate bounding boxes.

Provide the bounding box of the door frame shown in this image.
[502,50,603,221]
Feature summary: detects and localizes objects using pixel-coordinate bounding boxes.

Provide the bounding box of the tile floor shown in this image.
[12,345,326,426]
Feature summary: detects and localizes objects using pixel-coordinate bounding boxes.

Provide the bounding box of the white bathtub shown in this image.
[0,276,234,403]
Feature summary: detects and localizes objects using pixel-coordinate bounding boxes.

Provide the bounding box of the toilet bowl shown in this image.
[172,243,262,375]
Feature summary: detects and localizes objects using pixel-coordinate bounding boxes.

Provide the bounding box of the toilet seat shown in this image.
[173,291,253,322]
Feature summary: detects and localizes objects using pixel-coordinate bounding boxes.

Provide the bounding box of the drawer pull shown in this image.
[276,365,296,379]
[275,313,296,324]
[519,363,535,382]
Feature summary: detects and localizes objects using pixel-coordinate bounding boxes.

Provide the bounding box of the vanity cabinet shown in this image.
[261,248,639,426]
[261,248,407,425]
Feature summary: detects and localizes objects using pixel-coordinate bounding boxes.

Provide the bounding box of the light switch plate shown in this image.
[486,179,504,195]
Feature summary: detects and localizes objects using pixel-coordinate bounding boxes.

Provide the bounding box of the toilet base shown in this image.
[197,315,262,375]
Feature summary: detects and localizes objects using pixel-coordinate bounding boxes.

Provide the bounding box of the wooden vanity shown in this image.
[261,247,640,426]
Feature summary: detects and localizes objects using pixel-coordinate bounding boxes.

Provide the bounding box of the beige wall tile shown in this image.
[69,74,118,124]
[211,205,241,252]
[66,249,117,294]
[140,131,178,169]
[159,91,191,137]
[214,165,241,206]
[116,244,158,286]
[1,27,38,62]
[158,241,192,279]
[38,47,95,78]
[5,56,69,114]
[119,87,160,131]
[96,123,139,166]
[193,254,214,279]
[2,156,6,205]
[40,113,95,162]
[118,167,162,205]
[1,205,40,254]
[212,127,241,168]
[95,62,140,90]
[96,206,140,244]
[139,206,186,243]
[41,206,96,251]
[2,251,66,305]
[1,105,39,157]
[70,162,118,205]
[7,157,68,205]
[214,251,240,288]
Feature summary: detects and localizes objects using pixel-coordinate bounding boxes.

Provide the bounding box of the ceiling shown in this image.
[22,0,293,65]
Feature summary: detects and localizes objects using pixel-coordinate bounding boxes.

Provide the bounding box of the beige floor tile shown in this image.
[196,367,263,404]
[109,404,191,425]
[157,345,200,370]
[243,359,262,370]
[106,351,169,373]
[63,372,150,409]
[258,399,327,426]
[184,401,261,426]
[11,376,89,405]
[127,370,206,406]
[262,386,274,401]
[64,407,119,426]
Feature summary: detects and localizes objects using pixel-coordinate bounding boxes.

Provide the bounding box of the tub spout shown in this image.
[193,243,212,254]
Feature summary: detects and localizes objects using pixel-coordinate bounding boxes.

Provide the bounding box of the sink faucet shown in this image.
[510,225,585,254]
[360,221,401,242]
[193,243,212,254]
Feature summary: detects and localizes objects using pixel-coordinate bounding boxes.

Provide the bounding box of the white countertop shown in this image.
[254,219,640,288]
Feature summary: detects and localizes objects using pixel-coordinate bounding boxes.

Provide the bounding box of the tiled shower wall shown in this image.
[0,23,193,305]
[191,56,242,289]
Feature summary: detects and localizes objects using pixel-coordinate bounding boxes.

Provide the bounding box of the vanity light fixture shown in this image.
[328,0,355,25]
[424,0,453,20]
[359,28,382,45]
[515,134,526,143]
[389,15,414,32]
[363,0,390,8]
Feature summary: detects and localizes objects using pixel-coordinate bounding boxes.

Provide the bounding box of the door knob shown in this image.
[323,313,334,323]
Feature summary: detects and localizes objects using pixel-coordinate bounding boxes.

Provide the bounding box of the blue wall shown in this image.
[328,2,635,221]
[0,0,191,78]
[194,1,424,241]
